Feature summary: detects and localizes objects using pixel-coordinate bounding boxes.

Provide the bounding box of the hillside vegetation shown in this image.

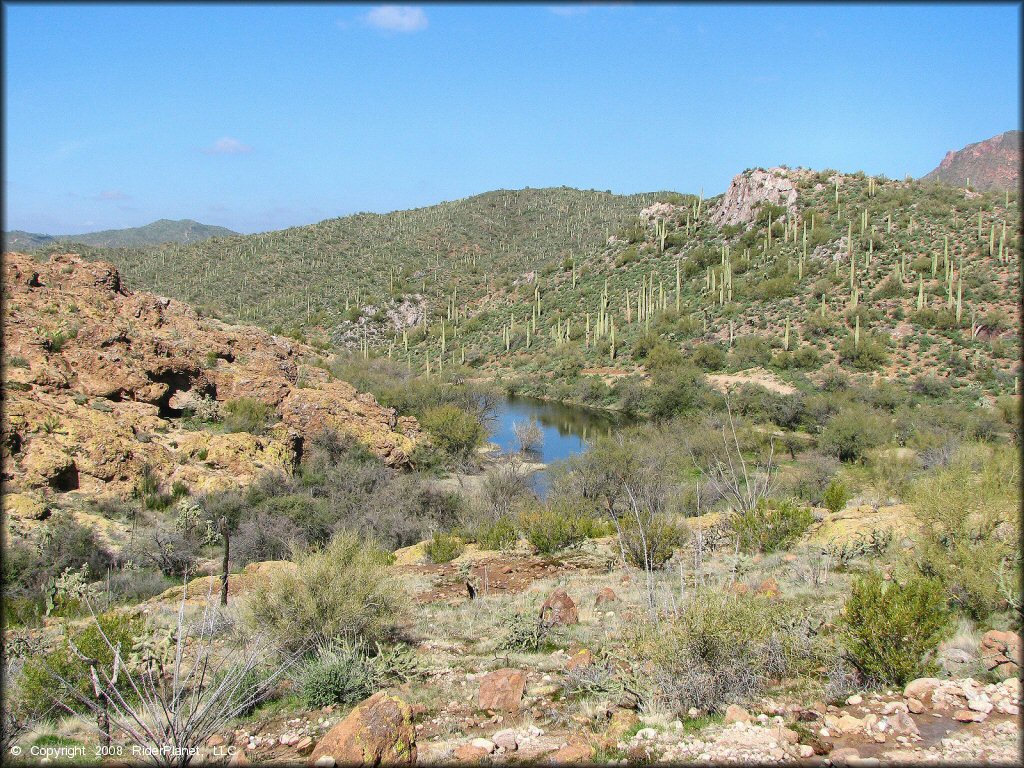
[35,174,1018,405]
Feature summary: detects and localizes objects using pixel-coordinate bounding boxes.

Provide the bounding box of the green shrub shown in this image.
[242,531,405,654]
[519,501,610,555]
[223,397,274,435]
[299,640,420,708]
[620,513,689,570]
[424,531,464,564]
[840,572,949,686]
[419,405,485,461]
[730,499,813,554]
[476,517,519,551]
[907,444,1020,620]
[837,333,889,371]
[18,612,144,717]
[823,480,850,515]
[690,344,726,371]
[819,405,889,462]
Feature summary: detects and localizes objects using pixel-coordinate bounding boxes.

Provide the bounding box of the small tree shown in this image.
[512,419,544,455]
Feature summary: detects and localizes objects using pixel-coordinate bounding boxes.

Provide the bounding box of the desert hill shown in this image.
[3,218,236,251]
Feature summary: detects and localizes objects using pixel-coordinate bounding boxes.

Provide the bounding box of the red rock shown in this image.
[540,587,578,625]
[595,587,619,605]
[308,692,416,766]
[954,709,987,723]
[546,740,593,763]
[453,744,490,762]
[478,669,527,713]
[294,736,315,756]
[566,649,594,671]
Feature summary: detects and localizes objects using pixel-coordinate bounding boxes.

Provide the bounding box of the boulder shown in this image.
[904,677,942,701]
[829,747,861,766]
[540,587,578,625]
[478,669,527,713]
[545,739,593,764]
[308,692,416,766]
[724,704,752,724]
[566,650,594,671]
[492,729,518,752]
[953,709,987,723]
[595,587,619,605]
[980,630,1022,676]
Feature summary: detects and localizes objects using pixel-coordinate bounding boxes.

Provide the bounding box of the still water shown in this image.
[487,395,634,495]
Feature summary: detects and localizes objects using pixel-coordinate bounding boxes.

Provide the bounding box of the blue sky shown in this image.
[4,3,1020,235]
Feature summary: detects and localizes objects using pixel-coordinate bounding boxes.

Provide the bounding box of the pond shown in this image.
[487,395,635,496]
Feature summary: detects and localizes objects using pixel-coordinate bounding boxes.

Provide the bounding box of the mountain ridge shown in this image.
[3,218,237,250]
[920,130,1020,191]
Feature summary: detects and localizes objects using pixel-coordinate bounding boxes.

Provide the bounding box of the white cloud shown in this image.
[364,6,428,33]
[201,137,253,155]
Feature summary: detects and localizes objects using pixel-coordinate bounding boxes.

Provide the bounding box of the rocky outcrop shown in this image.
[980,630,1022,677]
[1,252,422,498]
[921,130,1020,191]
[711,168,802,228]
[308,691,416,766]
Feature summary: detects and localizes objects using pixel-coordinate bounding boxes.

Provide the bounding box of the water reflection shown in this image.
[488,395,634,495]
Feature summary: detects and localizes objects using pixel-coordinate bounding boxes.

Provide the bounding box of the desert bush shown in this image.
[475,517,519,551]
[242,531,405,654]
[837,333,889,370]
[730,499,813,554]
[619,513,689,570]
[18,612,144,717]
[689,343,727,371]
[223,397,274,435]
[819,405,890,462]
[632,590,818,714]
[481,463,533,520]
[498,609,553,653]
[907,443,1020,620]
[419,405,485,462]
[519,501,609,554]
[783,453,839,506]
[232,510,307,565]
[840,572,949,686]
[512,419,544,454]
[822,479,850,515]
[424,531,464,563]
[299,640,418,708]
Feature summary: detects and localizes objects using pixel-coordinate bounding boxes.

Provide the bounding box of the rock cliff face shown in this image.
[1,252,421,498]
[921,130,1021,191]
[710,168,802,228]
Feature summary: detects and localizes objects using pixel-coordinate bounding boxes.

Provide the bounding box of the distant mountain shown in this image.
[3,219,237,250]
[921,130,1020,191]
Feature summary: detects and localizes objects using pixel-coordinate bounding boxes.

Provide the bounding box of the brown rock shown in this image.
[294,736,315,756]
[539,587,578,626]
[724,704,752,724]
[907,697,925,714]
[888,711,920,737]
[595,587,619,605]
[546,740,593,764]
[904,678,942,701]
[308,691,416,766]
[566,649,594,671]
[981,630,1022,671]
[478,669,527,713]
[829,747,861,766]
[953,709,987,723]
[452,744,490,762]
